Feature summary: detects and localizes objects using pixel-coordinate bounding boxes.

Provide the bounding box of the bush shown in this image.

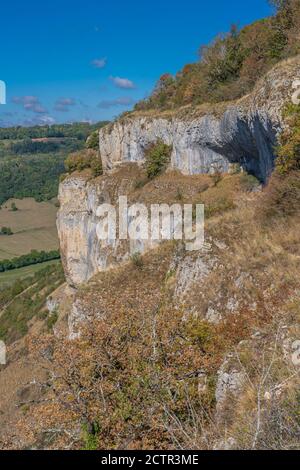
[276,103,300,174]
[130,252,143,269]
[239,173,260,192]
[47,310,58,331]
[65,149,103,177]
[210,171,223,187]
[134,178,148,190]
[260,171,300,220]
[144,140,172,179]
[259,103,300,221]
[0,226,13,236]
[90,157,103,177]
[86,131,99,150]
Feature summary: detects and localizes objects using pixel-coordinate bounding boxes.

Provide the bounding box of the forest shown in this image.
[0,121,108,204]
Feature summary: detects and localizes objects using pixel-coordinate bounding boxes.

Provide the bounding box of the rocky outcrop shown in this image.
[57,166,159,286]
[215,354,246,413]
[57,57,300,287]
[100,57,300,182]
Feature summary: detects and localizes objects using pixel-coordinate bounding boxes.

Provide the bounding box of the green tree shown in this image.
[144,140,172,179]
[0,226,13,236]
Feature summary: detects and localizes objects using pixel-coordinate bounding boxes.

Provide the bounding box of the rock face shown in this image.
[215,355,246,413]
[57,167,159,286]
[100,57,300,182]
[57,57,300,287]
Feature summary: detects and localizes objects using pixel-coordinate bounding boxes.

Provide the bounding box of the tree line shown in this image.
[0,249,60,272]
[0,121,109,141]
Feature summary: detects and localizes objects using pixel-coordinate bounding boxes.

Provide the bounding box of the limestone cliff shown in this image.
[100,57,300,182]
[57,57,300,288]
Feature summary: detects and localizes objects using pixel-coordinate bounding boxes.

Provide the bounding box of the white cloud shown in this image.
[12,95,47,114]
[54,97,76,112]
[91,58,107,69]
[110,76,135,89]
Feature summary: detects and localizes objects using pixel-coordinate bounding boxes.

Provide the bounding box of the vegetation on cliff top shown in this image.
[135,1,300,112]
[64,149,103,177]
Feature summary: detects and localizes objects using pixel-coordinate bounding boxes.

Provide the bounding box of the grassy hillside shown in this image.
[7,168,298,450]
[0,262,65,343]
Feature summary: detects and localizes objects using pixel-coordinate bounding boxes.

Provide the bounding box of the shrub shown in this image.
[210,171,223,187]
[259,103,300,220]
[130,252,143,269]
[46,310,58,331]
[205,198,235,218]
[239,173,260,192]
[81,422,100,450]
[86,131,99,150]
[185,320,213,351]
[0,226,13,236]
[65,149,103,177]
[176,187,184,201]
[134,178,148,190]
[144,140,172,179]
[276,103,300,174]
[259,171,300,220]
[90,156,103,177]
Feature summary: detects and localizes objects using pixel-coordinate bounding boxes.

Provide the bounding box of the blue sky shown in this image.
[0,0,272,127]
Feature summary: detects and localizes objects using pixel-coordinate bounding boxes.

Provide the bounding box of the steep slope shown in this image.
[2,49,300,453]
[6,175,299,450]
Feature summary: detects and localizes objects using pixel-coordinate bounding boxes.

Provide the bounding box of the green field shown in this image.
[0,197,58,260]
[0,259,61,289]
